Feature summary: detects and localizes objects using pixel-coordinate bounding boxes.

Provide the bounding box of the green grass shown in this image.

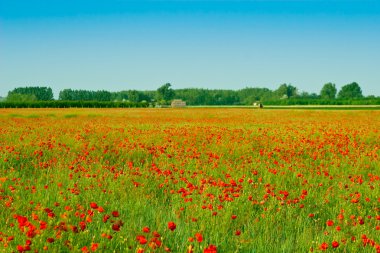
[0,108,379,252]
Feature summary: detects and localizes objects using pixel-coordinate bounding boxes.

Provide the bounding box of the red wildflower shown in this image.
[204,244,217,253]
[111,220,123,231]
[90,202,98,209]
[168,221,176,231]
[195,233,203,243]
[319,242,328,251]
[142,226,150,233]
[79,221,86,231]
[136,235,147,245]
[112,224,120,231]
[111,211,119,217]
[102,214,110,223]
[332,241,339,248]
[71,225,79,233]
[326,220,334,226]
[91,243,99,252]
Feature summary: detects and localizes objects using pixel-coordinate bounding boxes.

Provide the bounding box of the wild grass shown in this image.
[0,108,379,252]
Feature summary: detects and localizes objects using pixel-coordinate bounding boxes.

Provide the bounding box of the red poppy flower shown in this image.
[90,202,98,209]
[102,215,110,223]
[204,244,217,253]
[195,233,203,243]
[79,221,86,231]
[17,245,24,252]
[332,241,339,248]
[136,235,147,245]
[168,221,176,231]
[90,243,98,252]
[319,242,328,250]
[112,224,120,231]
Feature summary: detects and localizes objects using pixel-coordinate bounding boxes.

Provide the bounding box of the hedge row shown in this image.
[0,101,150,108]
[262,98,380,106]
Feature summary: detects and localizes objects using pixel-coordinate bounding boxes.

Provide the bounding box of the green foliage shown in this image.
[337,82,363,99]
[6,93,37,102]
[126,90,141,103]
[0,101,149,108]
[237,87,274,104]
[320,83,337,99]
[275,84,297,99]
[3,82,379,106]
[157,83,175,102]
[59,89,112,101]
[8,86,53,101]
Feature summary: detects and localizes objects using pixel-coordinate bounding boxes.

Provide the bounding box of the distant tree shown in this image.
[237,87,273,104]
[6,93,37,102]
[320,83,337,99]
[157,83,175,102]
[59,89,112,101]
[275,84,297,99]
[59,89,74,100]
[8,87,53,101]
[337,82,363,99]
[127,90,141,103]
[94,90,112,101]
[309,93,319,99]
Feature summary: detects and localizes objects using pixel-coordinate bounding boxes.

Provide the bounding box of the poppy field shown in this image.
[0,108,379,253]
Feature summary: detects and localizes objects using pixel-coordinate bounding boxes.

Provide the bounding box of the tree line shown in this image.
[2,82,380,107]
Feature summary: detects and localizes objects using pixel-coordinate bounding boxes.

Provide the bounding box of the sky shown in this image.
[1,0,380,98]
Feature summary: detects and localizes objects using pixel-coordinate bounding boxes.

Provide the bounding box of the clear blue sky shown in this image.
[1,0,380,98]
